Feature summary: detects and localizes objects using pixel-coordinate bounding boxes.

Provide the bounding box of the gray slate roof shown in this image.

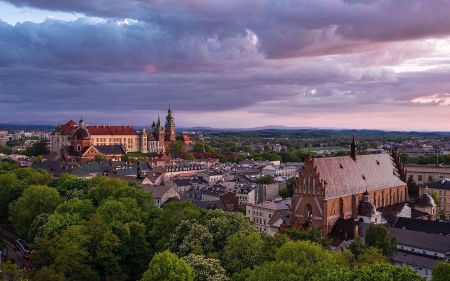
[393,252,441,269]
[360,222,450,253]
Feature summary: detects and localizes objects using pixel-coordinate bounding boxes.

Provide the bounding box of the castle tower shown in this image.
[350,133,357,162]
[165,105,175,141]
[156,114,165,143]
[139,128,148,153]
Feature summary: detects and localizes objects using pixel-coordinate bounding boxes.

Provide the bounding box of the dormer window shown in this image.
[339,164,343,168]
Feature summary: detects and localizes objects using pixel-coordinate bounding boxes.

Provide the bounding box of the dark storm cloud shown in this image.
[1,0,450,127]
[5,0,450,59]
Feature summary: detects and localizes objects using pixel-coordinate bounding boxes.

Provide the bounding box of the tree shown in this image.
[407,177,420,199]
[23,140,49,156]
[315,263,424,281]
[94,154,108,162]
[348,235,366,260]
[9,185,61,238]
[168,220,214,257]
[168,141,186,154]
[193,140,215,153]
[141,251,194,281]
[241,146,253,153]
[0,145,12,154]
[183,254,229,281]
[253,175,275,184]
[150,202,202,252]
[356,247,388,267]
[246,240,340,281]
[221,232,262,275]
[31,266,65,281]
[428,190,441,207]
[43,212,83,239]
[283,227,331,249]
[432,262,450,281]
[204,211,256,252]
[280,177,296,198]
[184,153,195,161]
[1,260,25,281]
[364,223,397,257]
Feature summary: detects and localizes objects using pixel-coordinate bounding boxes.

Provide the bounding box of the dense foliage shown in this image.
[0,160,427,281]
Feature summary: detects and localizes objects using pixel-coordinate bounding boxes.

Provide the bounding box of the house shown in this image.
[195,170,224,184]
[424,179,450,220]
[141,185,180,207]
[246,197,291,234]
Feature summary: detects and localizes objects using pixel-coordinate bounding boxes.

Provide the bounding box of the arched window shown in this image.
[306,204,313,222]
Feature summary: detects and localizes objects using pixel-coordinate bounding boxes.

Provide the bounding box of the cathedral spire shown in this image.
[351,133,357,162]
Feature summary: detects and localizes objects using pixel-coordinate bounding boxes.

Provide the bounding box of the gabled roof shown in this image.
[312,154,405,199]
[141,185,172,199]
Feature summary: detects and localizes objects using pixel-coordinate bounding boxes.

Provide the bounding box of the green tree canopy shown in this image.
[221,232,263,275]
[93,154,108,162]
[253,175,275,184]
[364,223,398,257]
[9,184,61,238]
[141,251,194,281]
[432,262,450,281]
[183,254,229,281]
[168,220,214,257]
[168,141,187,154]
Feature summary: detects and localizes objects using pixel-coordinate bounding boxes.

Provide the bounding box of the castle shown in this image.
[50,107,177,160]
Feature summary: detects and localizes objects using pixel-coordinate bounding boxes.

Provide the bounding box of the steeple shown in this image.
[165,105,175,127]
[79,116,85,129]
[350,133,357,162]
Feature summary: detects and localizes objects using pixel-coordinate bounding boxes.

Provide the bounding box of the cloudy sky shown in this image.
[1,0,450,130]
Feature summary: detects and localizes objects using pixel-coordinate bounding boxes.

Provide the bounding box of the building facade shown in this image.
[424,179,450,220]
[50,107,178,154]
[291,137,408,234]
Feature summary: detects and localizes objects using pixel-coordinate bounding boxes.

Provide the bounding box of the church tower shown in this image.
[165,106,175,141]
[155,114,165,143]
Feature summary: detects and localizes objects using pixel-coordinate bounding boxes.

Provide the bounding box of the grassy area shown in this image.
[304,146,346,152]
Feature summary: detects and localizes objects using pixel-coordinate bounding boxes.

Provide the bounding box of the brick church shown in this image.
[291,136,408,234]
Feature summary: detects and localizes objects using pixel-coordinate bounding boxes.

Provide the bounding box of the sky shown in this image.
[1,0,450,131]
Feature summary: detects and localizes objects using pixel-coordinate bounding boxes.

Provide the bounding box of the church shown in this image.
[291,136,408,234]
[50,106,178,158]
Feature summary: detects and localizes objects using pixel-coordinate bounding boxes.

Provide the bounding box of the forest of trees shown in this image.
[0,159,449,281]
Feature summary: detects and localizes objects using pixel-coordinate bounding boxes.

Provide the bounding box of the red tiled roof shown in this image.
[86,125,138,136]
[66,119,78,125]
[312,154,406,199]
[51,121,138,136]
[181,135,194,141]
